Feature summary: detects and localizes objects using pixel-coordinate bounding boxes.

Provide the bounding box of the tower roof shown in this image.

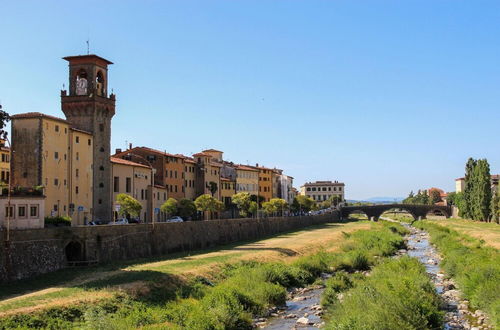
[63,54,113,66]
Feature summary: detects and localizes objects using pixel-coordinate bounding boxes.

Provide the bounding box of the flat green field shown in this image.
[0,220,371,317]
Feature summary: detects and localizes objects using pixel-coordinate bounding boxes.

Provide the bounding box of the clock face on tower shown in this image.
[76,76,88,95]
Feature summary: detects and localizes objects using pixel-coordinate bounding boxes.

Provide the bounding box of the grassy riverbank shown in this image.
[427,218,500,249]
[414,221,500,328]
[321,222,443,329]
[0,221,405,329]
[0,220,374,328]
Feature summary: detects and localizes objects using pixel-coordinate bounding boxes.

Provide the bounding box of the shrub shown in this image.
[44,216,72,227]
[324,257,443,329]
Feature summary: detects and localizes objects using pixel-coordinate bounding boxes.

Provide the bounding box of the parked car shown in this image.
[166,216,184,223]
[128,218,141,224]
[111,218,129,225]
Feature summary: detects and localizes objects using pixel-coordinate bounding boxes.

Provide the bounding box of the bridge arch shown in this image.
[343,209,370,220]
[340,204,451,221]
[379,207,417,221]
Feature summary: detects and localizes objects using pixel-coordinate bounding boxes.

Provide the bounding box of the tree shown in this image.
[263,198,288,216]
[208,182,218,196]
[471,159,491,221]
[195,194,222,220]
[462,158,477,219]
[177,198,197,219]
[249,201,258,217]
[116,193,142,219]
[490,186,500,224]
[0,104,10,140]
[160,198,178,218]
[429,189,441,205]
[295,195,315,213]
[231,192,252,217]
[250,194,265,207]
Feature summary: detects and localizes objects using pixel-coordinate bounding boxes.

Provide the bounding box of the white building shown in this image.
[0,195,45,229]
[300,180,345,203]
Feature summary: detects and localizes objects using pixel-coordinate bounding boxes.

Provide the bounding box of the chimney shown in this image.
[129,143,132,150]
[256,163,259,167]
[115,148,122,154]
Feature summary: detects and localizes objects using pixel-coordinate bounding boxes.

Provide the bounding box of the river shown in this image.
[259,220,492,329]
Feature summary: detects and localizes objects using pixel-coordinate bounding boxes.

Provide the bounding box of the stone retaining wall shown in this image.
[0,213,338,282]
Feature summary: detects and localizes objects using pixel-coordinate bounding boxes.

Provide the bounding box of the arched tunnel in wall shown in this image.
[65,241,84,264]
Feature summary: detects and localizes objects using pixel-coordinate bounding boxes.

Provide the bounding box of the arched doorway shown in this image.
[65,241,84,264]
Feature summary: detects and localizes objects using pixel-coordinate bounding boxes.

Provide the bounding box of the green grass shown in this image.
[0,222,403,330]
[323,257,443,329]
[414,220,500,328]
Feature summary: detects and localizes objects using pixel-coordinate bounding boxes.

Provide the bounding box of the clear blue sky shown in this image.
[1,1,499,200]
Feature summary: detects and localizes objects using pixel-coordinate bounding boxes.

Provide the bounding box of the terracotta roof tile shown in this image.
[110,157,151,169]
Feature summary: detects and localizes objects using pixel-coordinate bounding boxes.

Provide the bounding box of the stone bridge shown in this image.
[340,204,451,221]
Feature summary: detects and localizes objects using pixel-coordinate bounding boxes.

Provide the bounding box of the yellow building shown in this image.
[193,152,222,200]
[183,157,197,200]
[0,139,9,186]
[69,128,93,225]
[111,157,153,222]
[221,177,236,207]
[236,165,259,196]
[11,113,94,224]
[150,185,168,222]
[253,165,273,202]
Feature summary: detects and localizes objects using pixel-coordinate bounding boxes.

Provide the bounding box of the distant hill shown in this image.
[347,197,404,204]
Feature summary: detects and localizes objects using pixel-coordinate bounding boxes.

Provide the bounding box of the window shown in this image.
[5,206,14,218]
[30,205,38,218]
[64,154,67,160]
[55,125,59,132]
[76,169,79,177]
[141,189,144,200]
[76,136,79,143]
[328,187,331,191]
[99,124,104,132]
[53,204,58,211]
[100,147,105,152]
[54,178,59,186]
[145,190,148,200]
[126,177,131,193]
[76,152,79,161]
[88,139,91,146]
[114,177,119,192]
[99,183,104,188]
[99,166,104,171]
[175,185,178,193]
[339,187,342,191]
[306,187,311,192]
[312,187,316,191]
[75,186,79,194]
[98,199,102,204]
[64,179,67,186]
[54,152,59,159]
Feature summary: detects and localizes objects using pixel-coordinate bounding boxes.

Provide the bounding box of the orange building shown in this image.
[113,146,185,200]
[253,165,273,202]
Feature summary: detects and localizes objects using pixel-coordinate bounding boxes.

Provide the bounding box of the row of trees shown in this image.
[447,158,499,222]
[115,191,331,221]
[403,189,441,205]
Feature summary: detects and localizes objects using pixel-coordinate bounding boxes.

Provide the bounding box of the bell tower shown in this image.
[61,54,116,222]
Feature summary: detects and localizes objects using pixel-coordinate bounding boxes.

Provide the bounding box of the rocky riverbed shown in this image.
[403,225,494,330]
[257,222,494,329]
